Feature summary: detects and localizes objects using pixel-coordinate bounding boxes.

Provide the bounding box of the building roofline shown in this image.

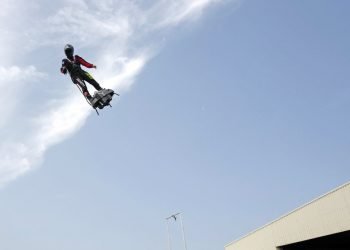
[225,180,350,248]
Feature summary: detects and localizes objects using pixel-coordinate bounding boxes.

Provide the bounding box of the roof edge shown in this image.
[225,180,350,248]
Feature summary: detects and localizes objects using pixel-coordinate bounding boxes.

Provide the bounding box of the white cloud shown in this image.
[0,143,37,186]
[0,0,231,187]
[0,65,45,129]
[0,56,147,187]
[0,66,46,83]
[149,0,223,28]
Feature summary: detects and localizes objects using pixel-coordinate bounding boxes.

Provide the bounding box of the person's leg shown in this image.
[73,78,92,100]
[81,71,102,91]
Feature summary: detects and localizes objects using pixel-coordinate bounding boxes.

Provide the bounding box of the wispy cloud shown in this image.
[0,0,230,187]
[0,66,46,83]
[149,0,224,28]
[0,66,45,129]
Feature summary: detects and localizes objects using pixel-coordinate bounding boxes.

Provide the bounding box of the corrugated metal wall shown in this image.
[225,182,350,250]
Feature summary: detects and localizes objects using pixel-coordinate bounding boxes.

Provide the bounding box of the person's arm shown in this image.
[76,55,96,68]
[61,59,67,74]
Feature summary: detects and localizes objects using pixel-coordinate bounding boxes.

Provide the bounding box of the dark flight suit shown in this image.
[60,55,102,98]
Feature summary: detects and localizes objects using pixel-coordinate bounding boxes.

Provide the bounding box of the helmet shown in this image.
[64,44,74,58]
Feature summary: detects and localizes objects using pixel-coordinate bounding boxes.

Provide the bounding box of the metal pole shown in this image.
[166,213,188,250]
[179,213,188,250]
[166,219,172,250]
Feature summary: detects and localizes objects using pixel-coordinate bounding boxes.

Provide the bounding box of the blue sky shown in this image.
[1,0,350,250]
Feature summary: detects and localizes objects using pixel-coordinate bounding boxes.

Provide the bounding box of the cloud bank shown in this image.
[0,0,230,186]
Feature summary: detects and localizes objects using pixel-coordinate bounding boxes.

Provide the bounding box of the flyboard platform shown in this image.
[89,89,119,115]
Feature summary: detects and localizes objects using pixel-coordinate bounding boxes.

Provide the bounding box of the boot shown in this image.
[84,91,93,102]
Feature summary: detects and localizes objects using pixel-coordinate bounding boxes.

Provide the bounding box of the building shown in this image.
[225,182,350,250]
